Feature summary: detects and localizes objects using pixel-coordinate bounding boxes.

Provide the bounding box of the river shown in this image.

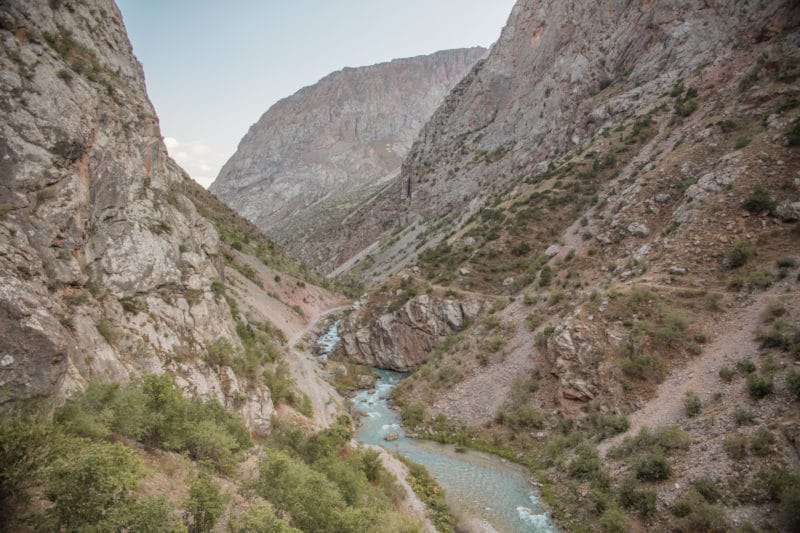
[319,321,557,532]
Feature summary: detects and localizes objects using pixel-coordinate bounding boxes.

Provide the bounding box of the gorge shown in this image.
[2,0,800,532]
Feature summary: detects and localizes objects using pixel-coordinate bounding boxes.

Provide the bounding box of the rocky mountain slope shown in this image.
[210,47,485,270]
[321,0,800,531]
[0,0,346,433]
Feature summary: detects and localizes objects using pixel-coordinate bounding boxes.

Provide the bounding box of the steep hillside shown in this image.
[210,47,485,270]
[325,0,800,282]
[0,0,347,434]
[327,0,800,531]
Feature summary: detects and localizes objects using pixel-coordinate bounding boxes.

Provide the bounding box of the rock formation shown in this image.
[340,292,482,371]
[209,47,485,270]
[319,0,800,279]
[0,0,341,434]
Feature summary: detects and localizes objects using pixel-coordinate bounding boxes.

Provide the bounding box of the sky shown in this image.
[116,0,516,187]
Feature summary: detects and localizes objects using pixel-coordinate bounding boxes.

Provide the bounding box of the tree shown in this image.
[185,471,226,533]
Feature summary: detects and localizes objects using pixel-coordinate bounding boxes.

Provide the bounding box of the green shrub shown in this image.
[95,318,117,344]
[734,135,751,150]
[185,471,226,533]
[734,407,755,426]
[684,391,702,417]
[590,413,630,440]
[693,478,721,503]
[599,507,628,532]
[568,444,609,487]
[750,427,776,456]
[719,366,735,382]
[618,475,656,517]
[400,403,426,429]
[725,241,754,269]
[781,483,800,532]
[747,373,774,399]
[526,313,542,331]
[788,370,800,399]
[229,501,299,533]
[44,439,143,529]
[723,435,748,460]
[539,265,553,287]
[736,359,756,374]
[675,97,698,117]
[633,452,671,481]
[742,186,775,214]
[0,418,52,522]
[682,502,728,533]
[748,270,773,289]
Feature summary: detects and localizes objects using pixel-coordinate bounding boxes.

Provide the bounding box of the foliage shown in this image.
[618,475,656,517]
[746,373,774,399]
[684,391,702,417]
[185,471,226,533]
[400,403,426,429]
[55,376,252,472]
[0,417,53,522]
[725,241,754,269]
[229,500,300,533]
[43,438,142,529]
[633,452,671,481]
[405,461,454,532]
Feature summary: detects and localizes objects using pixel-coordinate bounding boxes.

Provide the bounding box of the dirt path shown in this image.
[599,288,779,456]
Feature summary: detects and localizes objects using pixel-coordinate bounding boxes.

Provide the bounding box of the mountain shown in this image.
[323,0,800,530]
[0,0,347,431]
[209,47,486,270]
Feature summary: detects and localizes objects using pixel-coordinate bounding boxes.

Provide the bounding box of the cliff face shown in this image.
[340,291,482,372]
[326,0,800,280]
[209,48,486,270]
[0,0,344,433]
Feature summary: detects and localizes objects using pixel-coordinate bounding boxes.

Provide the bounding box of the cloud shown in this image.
[162,136,223,188]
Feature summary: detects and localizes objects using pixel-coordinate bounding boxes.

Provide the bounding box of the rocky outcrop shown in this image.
[0,0,278,432]
[339,294,482,371]
[210,48,485,271]
[320,0,800,279]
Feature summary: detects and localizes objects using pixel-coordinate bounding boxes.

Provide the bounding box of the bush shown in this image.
[723,435,748,460]
[229,501,299,533]
[634,452,672,481]
[568,444,609,487]
[719,366,735,382]
[747,373,774,399]
[788,370,800,399]
[750,427,775,456]
[742,186,775,214]
[748,270,773,290]
[618,475,656,517]
[682,502,728,533]
[400,403,426,429]
[599,507,628,532]
[725,241,754,269]
[44,438,143,529]
[185,472,226,533]
[734,407,754,426]
[693,478,721,503]
[684,391,702,417]
[0,418,52,522]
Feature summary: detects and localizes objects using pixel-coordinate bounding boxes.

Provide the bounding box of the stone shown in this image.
[357,374,376,389]
[502,277,515,286]
[384,432,400,441]
[545,244,561,257]
[775,201,800,222]
[627,222,650,237]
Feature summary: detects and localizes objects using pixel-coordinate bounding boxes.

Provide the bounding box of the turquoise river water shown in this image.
[320,321,557,532]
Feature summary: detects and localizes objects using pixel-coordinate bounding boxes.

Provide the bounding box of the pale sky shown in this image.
[116,0,516,187]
